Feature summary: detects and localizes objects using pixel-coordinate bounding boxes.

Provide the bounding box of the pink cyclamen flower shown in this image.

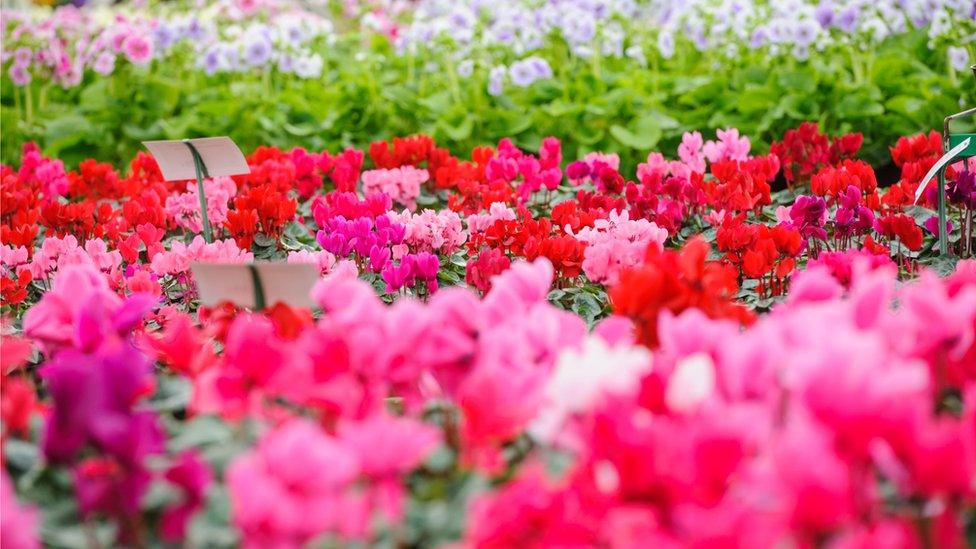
[361,166,428,211]
[339,413,440,520]
[571,210,668,286]
[164,177,236,233]
[678,131,706,173]
[703,128,751,163]
[160,451,213,542]
[227,419,366,547]
[1,472,40,549]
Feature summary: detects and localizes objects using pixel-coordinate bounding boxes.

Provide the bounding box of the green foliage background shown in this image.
[2,28,973,172]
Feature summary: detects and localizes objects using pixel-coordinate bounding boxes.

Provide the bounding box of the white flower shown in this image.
[665,352,716,414]
[531,336,651,443]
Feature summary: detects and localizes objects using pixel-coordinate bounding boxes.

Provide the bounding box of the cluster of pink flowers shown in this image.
[228,415,439,547]
[285,248,339,275]
[2,235,122,282]
[569,209,669,285]
[487,137,562,200]
[149,236,253,276]
[388,208,466,255]
[464,201,516,233]
[361,166,429,210]
[164,176,236,233]
[2,9,156,88]
[679,128,752,173]
[463,257,976,547]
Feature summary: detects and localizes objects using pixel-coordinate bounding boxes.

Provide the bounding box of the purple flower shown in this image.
[153,23,178,50]
[815,5,834,28]
[243,35,272,67]
[836,7,859,33]
[947,170,976,209]
[488,65,506,96]
[8,63,30,86]
[200,48,218,75]
[948,47,971,72]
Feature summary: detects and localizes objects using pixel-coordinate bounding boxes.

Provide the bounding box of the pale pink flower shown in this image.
[150,236,253,276]
[678,131,706,173]
[703,128,751,163]
[361,166,428,211]
[465,202,517,233]
[286,249,337,275]
[164,177,236,234]
[388,208,466,254]
[571,210,668,286]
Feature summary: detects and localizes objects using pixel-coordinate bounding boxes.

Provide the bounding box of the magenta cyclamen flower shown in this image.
[23,264,156,353]
[834,185,875,238]
[947,170,976,209]
[160,451,213,542]
[789,195,828,240]
[381,252,439,293]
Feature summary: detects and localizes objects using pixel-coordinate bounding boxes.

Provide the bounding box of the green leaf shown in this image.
[609,114,661,150]
[43,115,93,154]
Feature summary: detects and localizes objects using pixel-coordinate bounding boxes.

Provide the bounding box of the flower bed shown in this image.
[1,0,973,169]
[1,123,975,546]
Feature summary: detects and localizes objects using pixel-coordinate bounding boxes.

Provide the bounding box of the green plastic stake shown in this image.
[937,167,949,256]
[247,264,266,311]
[182,140,213,243]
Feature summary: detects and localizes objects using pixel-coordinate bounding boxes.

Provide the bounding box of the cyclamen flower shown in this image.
[286,249,337,275]
[789,195,828,240]
[160,451,213,543]
[703,128,751,163]
[571,210,668,286]
[1,472,40,549]
[466,202,517,233]
[531,335,651,445]
[164,176,236,233]
[149,236,253,276]
[361,166,429,210]
[381,252,439,293]
[338,414,440,520]
[23,264,156,354]
[388,209,466,254]
[227,419,366,547]
[678,131,706,173]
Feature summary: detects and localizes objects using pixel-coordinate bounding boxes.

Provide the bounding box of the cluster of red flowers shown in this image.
[771,122,863,186]
[468,212,585,283]
[717,216,804,296]
[610,237,754,347]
